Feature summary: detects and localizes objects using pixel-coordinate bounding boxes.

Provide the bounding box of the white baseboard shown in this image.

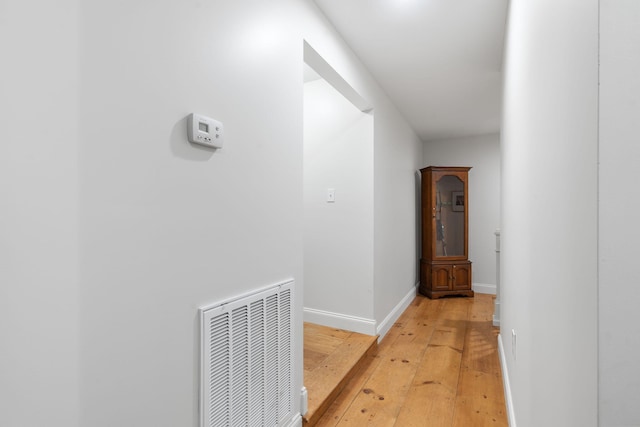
[376,284,418,341]
[493,300,500,327]
[284,414,302,427]
[497,334,516,427]
[303,307,377,336]
[473,282,496,295]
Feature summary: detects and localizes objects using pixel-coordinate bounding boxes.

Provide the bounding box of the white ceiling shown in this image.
[313,0,509,142]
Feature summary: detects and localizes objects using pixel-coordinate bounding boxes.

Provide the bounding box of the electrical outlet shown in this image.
[511,329,517,360]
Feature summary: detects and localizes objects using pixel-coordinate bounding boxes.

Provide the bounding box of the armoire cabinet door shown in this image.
[430,265,451,291]
[452,263,472,290]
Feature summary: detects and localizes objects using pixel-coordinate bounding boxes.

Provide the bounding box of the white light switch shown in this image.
[327,188,335,203]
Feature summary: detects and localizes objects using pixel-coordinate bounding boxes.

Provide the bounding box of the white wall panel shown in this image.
[599,1,640,424]
[501,1,599,425]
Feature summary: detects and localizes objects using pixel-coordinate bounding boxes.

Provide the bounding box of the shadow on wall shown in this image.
[170,115,216,161]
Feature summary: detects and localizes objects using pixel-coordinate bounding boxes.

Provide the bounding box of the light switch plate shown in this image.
[327,188,335,203]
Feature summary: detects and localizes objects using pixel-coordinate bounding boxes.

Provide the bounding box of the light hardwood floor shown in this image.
[305,293,507,427]
[304,323,378,425]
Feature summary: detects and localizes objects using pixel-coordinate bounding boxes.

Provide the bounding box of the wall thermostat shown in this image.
[188,113,224,149]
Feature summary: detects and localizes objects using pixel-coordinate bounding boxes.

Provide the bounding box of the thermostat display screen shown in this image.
[199,122,209,133]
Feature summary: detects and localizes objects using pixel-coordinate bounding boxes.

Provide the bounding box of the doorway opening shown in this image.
[302,41,375,424]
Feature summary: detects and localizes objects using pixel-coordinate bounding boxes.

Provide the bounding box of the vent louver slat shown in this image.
[249,300,266,425]
[200,280,294,427]
[265,294,280,425]
[279,289,292,420]
[208,313,229,426]
[231,306,249,426]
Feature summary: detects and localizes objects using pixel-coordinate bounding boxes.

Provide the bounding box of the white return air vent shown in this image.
[200,280,294,427]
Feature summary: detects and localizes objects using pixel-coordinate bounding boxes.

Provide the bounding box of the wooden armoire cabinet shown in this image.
[419,166,474,299]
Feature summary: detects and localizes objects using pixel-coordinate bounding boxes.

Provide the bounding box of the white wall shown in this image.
[303,77,375,326]
[373,101,424,334]
[500,1,599,426]
[1,1,422,425]
[423,133,501,292]
[77,3,305,424]
[599,1,640,424]
[0,1,79,426]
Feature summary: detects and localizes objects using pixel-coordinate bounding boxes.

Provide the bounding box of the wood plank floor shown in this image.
[308,293,507,427]
[304,323,378,426]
